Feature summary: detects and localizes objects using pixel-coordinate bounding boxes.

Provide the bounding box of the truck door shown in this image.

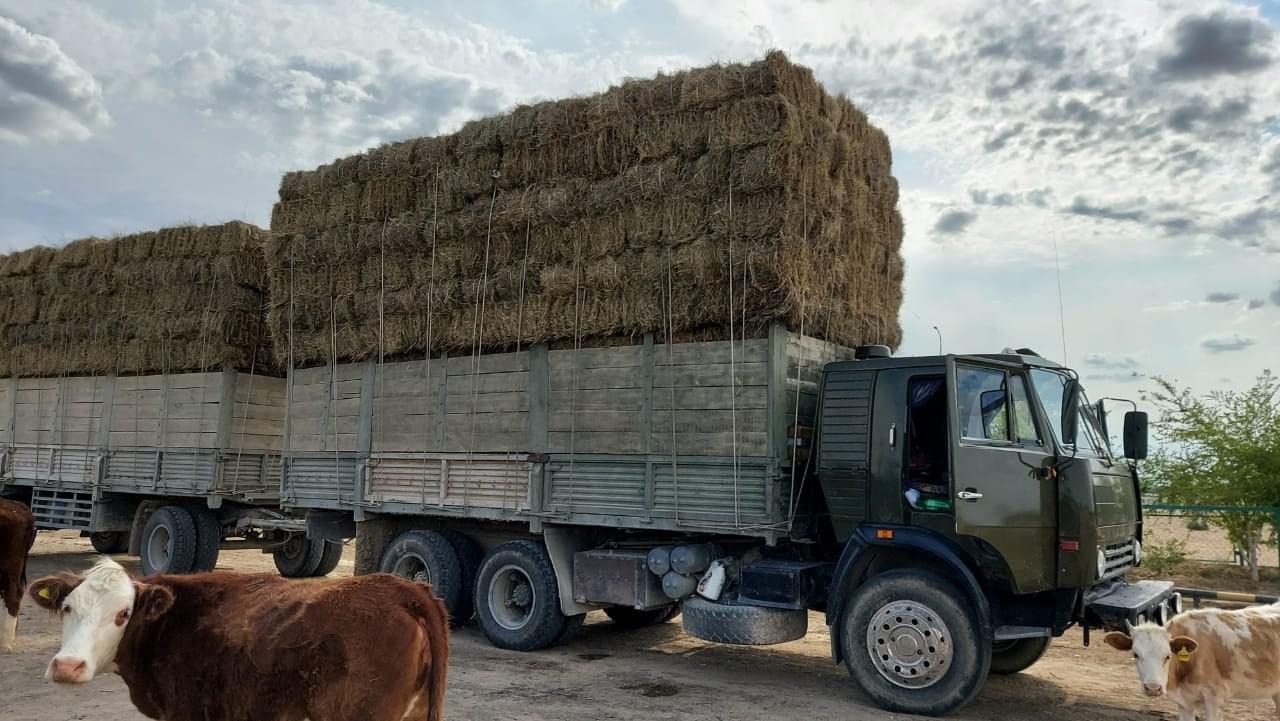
[945,357,1056,593]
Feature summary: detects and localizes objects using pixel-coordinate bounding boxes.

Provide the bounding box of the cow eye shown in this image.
[61,603,71,614]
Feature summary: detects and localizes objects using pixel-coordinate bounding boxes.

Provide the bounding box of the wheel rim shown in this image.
[280,536,307,561]
[146,525,172,572]
[488,564,535,631]
[391,553,433,586]
[866,600,952,689]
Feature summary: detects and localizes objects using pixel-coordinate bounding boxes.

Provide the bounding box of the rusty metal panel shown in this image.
[283,452,360,510]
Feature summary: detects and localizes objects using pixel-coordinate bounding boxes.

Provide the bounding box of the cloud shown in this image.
[590,0,628,9]
[0,15,109,143]
[1247,298,1266,310]
[1165,96,1252,135]
[1200,333,1258,353]
[969,187,1053,208]
[1265,143,1280,192]
[1063,196,1146,223]
[1272,283,1280,307]
[1086,371,1145,384]
[1205,291,1240,303]
[1155,11,1276,80]
[933,209,976,235]
[1084,352,1141,370]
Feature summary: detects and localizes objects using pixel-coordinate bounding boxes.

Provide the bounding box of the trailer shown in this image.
[0,369,338,577]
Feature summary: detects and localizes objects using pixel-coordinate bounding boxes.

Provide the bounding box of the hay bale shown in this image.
[0,221,272,378]
[268,51,902,365]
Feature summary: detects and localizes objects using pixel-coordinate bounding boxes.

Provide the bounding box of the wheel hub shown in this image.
[866,600,951,689]
[488,565,536,631]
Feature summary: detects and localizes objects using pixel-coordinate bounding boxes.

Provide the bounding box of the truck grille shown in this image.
[1102,540,1136,578]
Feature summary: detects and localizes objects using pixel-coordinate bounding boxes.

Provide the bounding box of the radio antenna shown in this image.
[1053,232,1068,365]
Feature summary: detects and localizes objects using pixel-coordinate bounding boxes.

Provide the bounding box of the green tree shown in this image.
[1142,370,1280,581]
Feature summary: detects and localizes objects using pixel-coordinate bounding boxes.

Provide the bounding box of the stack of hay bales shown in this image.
[0,221,272,378]
[268,51,903,365]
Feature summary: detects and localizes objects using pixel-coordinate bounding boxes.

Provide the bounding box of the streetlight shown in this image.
[932,326,942,355]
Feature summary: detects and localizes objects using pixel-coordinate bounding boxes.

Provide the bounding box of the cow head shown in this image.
[1104,621,1198,697]
[28,558,174,684]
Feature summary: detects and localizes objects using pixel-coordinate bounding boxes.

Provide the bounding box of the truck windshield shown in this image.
[1028,369,1110,457]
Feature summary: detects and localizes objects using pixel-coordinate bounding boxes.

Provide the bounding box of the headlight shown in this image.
[1133,540,1143,566]
[1097,549,1109,579]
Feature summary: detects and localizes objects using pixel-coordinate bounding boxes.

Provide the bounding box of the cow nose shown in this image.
[1142,683,1164,697]
[49,656,88,683]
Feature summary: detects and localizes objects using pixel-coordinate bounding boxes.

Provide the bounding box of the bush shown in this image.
[1186,515,1210,531]
[1143,538,1188,576]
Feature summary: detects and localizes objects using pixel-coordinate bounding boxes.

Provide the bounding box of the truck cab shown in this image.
[813,346,1177,714]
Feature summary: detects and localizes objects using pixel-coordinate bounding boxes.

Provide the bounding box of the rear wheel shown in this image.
[380,530,463,617]
[475,540,575,651]
[89,532,128,554]
[188,507,222,572]
[989,636,1052,675]
[840,570,989,716]
[140,506,198,575]
[605,605,681,629]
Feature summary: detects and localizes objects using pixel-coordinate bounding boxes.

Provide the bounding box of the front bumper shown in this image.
[1084,578,1181,629]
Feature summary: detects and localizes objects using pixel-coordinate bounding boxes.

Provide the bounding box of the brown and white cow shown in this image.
[1,498,37,651]
[30,558,449,721]
[1105,605,1280,721]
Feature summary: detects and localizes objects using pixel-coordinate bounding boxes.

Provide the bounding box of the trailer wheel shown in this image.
[605,604,681,629]
[89,532,128,554]
[475,540,575,651]
[439,530,483,625]
[188,507,222,572]
[273,535,323,577]
[840,570,989,716]
[140,506,199,575]
[310,540,344,577]
[380,530,463,617]
[989,636,1051,675]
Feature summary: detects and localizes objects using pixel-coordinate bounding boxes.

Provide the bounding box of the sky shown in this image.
[1,0,1278,409]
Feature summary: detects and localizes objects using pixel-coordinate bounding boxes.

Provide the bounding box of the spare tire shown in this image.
[682,597,807,645]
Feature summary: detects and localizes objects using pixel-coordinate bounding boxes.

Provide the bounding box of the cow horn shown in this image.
[1124,619,1134,634]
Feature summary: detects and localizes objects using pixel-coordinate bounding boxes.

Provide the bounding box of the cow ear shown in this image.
[29,574,81,611]
[133,583,175,621]
[1169,636,1198,657]
[1103,632,1133,651]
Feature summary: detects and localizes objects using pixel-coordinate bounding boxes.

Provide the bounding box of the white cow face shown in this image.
[1104,623,1198,697]
[29,558,173,684]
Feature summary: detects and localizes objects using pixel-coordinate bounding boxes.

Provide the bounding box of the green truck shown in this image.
[290,333,1176,716]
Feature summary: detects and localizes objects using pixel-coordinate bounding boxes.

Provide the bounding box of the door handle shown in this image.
[957,489,984,501]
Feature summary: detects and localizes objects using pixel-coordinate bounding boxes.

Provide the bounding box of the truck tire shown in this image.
[188,507,222,572]
[380,530,463,617]
[682,597,807,645]
[475,540,575,651]
[273,535,323,577]
[310,540,344,577]
[605,604,681,629]
[140,506,199,575]
[989,636,1051,675]
[439,529,483,625]
[89,532,128,554]
[840,570,990,716]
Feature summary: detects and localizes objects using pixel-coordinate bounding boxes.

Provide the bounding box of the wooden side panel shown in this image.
[229,374,287,451]
[287,364,363,452]
[548,344,646,454]
[649,338,770,456]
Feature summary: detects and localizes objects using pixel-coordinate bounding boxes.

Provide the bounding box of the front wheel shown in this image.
[989,636,1051,675]
[89,532,128,554]
[840,570,990,716]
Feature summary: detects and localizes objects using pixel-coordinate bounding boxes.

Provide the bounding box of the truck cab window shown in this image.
[1009,375,1041,446]
[956,366,1009,442]
[905,376,949,509]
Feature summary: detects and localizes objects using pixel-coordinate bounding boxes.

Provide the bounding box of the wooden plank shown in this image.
[528,344,549,453]
[651,386,768,411]
[548,410,644,433]
[215,369,237,450]
[290,379,362,403]
[548,388,644,411]
[358,359,376,455]
[442,371,529,396]
[651,409,770,434]
[653,362,768,388]
[548,431,641,453]
[115,373,221,392]
[652,338,769,365]
[548,345,645,370]
[651,431,768,456]
[548,366,644,391]
[442,392,528,414]
[767,323,787,460]
[444,352,529,375]
[435,352,449,448]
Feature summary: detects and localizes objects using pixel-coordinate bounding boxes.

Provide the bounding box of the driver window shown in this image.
[956,366,1009,442]
[1009,375,1041,445]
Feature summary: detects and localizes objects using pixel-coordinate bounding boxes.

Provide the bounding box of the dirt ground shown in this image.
[3,533,1277,721]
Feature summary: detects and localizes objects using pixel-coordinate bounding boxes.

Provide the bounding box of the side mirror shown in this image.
[1061,379,1080,446]
[1123,411,1149,460]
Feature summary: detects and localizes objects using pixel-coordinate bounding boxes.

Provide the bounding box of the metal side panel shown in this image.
[104,448,217,497]
[283,453,360,510]
[217,451,282,502]
[31,488,94,530]
[102,449,161,494]
[7,443,99,490]
[545,454,781,531]
[367,452,531,514]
